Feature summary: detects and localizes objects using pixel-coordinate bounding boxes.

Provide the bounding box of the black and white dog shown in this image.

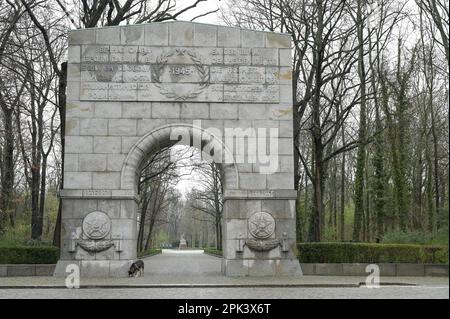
[128,260,145,277]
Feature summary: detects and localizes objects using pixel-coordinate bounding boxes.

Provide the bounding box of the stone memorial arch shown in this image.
[54,21,302,277]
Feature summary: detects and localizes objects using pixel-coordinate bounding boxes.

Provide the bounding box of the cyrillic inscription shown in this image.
[76,45,281,102]
[239,66,265,84]
[224,85,279,103]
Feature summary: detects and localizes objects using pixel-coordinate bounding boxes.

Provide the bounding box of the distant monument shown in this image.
[178,234,188,250]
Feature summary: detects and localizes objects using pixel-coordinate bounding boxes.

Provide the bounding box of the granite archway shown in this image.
[55,21,301,277]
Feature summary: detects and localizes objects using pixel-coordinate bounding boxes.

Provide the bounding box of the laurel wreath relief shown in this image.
[152,49,210,100]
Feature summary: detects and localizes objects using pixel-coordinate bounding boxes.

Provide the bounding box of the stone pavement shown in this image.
[1,286,449,299]
[0,250,448,288]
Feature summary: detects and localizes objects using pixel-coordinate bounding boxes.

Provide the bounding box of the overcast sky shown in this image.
[177,0,225,25]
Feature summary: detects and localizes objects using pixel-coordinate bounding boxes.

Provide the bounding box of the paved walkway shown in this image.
[144,249,221,276]
[1,286,449,299]
[0,250,448,290]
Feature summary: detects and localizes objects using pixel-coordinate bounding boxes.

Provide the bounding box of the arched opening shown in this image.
[120,123,239,273]
[121,123,239,194]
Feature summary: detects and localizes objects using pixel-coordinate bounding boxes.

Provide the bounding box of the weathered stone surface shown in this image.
[95,101,122,118]
[224,48,251,65]
[211,66,238,83]
[181,103,209,119]
[266,33,291,48]
[241,30,264,48]
[79,154,107,172]
[0,265,7,277]
[69,29,96,45]
[121,200,137,219]
[35,264,57,276]
[252,48,278,66]
[239,66,265,84]
[65,118,79,136]
[64,154,78,172]
[96,27,121,45]
[342,263,370,276]
[224,85,279,103]
[238,104,266,119]
[64,172,92,189]
[137,119,166,135]
[218,27,241,47]
[170,22,194,46]
[425,265,449,277]
[222,259,249,276]
[378,263,397,276]
[7,265,35,277]
[397,264,425,276]
[92,172,121,189]
[108,119,137,136]
[279,48,292,66]
[67,63,81,82]
[110,260,133,277]
[209,103,238,119]
[80,260,110,277]
[62,21,297,278]
[94,136,121,153]
[121,25,144,45]
[96,200,120,219]
[194,24,217,47]
[145,23,169,46]
[239,173,266,190]
[80,118,108,136]
[315,263,344,276]
[261,199,295,219]
[66,101,94,118]
[121,136,140,154]
[299,263,315,275]
[68,46,81,63]
[81,64,123,82]
[107,154,126,171]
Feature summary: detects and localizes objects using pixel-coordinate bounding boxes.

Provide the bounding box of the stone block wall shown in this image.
[56,21,300,277]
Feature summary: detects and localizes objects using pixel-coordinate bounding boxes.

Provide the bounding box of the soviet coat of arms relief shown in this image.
[68,211,122,255]
[238,212,289,253]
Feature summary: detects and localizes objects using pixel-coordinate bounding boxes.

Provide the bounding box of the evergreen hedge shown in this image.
[137,248,162,258]
[0,246,59,264]
[298,242,449,264]
[203,248,223,257]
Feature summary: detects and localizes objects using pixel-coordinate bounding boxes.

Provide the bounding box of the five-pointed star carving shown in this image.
[251,214,273,237]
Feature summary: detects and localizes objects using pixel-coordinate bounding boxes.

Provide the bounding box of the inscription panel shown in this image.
[224,85,279,103]
[210,66,238,83]
[77,45,281,103]
[239,66,265,84]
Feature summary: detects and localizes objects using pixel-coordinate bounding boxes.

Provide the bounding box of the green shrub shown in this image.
[381,229,449,245]
[0,246,59,264]
[298,242,449,264]
[203,248,222,257]
[432,227,449,245]
[137,248,162,258]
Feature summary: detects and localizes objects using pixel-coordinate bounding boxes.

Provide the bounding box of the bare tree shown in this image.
[187,161,223,250]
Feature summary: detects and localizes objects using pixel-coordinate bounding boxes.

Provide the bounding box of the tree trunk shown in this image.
[340,125,346,241]
[35,154,48,239]
[0,108,14,234]
[53,62,67,247]
[353,0,367,242]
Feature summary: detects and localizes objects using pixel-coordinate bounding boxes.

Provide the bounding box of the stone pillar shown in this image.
[221,190,302,276]
[54,195,138,277]
[56,20,300,277]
